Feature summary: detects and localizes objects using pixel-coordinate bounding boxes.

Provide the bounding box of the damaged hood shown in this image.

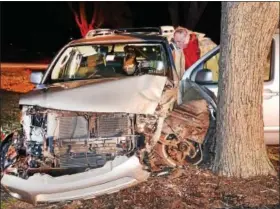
[19,75,167,114]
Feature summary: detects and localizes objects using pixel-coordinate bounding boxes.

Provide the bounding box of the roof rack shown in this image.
[85,29,114,38]
[113,27,161,34]
[85,27,162,38]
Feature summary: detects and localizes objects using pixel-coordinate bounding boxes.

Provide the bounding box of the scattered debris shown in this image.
[168,168,185,179]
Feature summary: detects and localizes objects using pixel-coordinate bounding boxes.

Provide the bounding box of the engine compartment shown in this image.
[1,106,158,178]
[1,81,215,180]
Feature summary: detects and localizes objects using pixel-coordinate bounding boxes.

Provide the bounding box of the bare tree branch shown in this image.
[96,12,104,28]
[68,2,82,28]
[68,2,105,36]
[90,2,98,27]
[79,2,87,29]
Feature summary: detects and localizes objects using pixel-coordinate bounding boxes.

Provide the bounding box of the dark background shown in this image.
[1,2,221,62]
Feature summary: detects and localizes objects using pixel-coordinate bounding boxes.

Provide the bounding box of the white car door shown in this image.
[263,34,279,144]
[182,34,279,145]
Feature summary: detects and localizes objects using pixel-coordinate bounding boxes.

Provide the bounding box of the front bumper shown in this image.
[1,155,150,205]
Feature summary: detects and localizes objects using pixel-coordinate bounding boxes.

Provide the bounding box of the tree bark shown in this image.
[212,2,279,178]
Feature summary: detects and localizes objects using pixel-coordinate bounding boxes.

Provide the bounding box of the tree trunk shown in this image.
[212,2,279,178]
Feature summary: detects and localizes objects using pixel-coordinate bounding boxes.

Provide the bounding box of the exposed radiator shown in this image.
[55,113,133,168]
[57,114,132,139]
[58,116,88,139]
[96,114,131,137]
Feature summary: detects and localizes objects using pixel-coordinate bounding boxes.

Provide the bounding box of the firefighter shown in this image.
[173,27,200,70]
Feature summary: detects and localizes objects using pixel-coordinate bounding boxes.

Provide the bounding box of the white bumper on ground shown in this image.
[1,155,150,205]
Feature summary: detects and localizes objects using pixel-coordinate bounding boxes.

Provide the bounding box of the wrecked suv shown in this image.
[1,28,217,204]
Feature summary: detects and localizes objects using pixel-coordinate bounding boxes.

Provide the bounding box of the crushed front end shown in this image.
[0,76,216,205]
[1,107,152,204]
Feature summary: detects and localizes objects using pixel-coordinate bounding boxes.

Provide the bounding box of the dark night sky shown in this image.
[1,2,221,62]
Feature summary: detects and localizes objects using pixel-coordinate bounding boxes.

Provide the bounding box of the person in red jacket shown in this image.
[173,27,200,70]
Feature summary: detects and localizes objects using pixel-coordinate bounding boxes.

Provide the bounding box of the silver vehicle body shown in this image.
[2,156,149,204]
[1,30,216,204]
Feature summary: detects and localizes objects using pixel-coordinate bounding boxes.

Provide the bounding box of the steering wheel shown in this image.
[134,66,155,76]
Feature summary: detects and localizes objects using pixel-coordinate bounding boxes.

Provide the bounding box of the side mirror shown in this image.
[30,71,44,84]
[195,69,213,84]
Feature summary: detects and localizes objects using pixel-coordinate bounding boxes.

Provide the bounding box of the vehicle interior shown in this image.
[51,43,169,81]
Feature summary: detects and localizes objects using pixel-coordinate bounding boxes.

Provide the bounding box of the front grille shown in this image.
[96,114,130,137]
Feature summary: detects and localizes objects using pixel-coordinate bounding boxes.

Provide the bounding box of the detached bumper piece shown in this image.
[1,156,149,205]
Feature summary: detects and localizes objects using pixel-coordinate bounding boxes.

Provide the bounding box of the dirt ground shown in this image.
[0,69,279,209]
[0,68,35,93]
[0,68,35,136]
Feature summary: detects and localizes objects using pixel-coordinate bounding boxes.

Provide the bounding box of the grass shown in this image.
[0,198,17,209]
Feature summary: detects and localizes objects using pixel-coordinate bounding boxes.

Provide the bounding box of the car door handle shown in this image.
[264,89,279,99]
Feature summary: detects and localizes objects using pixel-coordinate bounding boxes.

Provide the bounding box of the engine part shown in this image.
[46,112,58,138]
[151,133,203,168]
[57,116,89,139]
[26,141,43,157]
[50,113,138,169]
[135,114,158,134]
[21,107,32,141]
[146,100,209,170]
[30,127,44,143]
[31,114,46,128]
[95,113,132,137]
[162,100,210,144]
[28,156,40,168]
[0,131,24,171]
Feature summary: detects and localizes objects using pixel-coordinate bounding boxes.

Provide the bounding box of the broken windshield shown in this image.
[50,43,169,81]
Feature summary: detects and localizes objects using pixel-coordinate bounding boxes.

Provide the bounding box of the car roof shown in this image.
[69,33,168,46]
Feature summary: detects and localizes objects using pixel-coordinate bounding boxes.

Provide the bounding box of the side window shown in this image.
[202,53,220,83]
[191,51,220,85]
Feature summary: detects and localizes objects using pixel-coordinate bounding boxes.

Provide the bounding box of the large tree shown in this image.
[212,2,279,178]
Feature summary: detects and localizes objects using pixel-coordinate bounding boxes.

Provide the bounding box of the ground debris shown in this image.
[1,164,279,209]
[168,168,185,179]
